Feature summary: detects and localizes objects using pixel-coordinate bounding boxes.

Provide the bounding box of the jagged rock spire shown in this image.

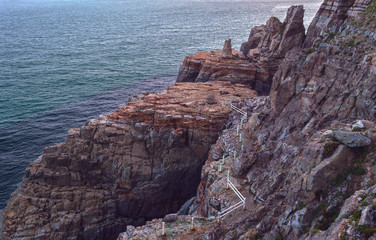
[221,39,232,59]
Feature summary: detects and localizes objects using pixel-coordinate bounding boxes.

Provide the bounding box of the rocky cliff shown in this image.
[193,0,376,239]
[117,1,376,239]
[0,82,256,240]
[177,5,305,96]
[3,0,376,239]
[304,0,373,47]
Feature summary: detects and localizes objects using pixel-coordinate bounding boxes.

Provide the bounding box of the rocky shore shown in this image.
[0,82,256,240]
[2,0,376,239]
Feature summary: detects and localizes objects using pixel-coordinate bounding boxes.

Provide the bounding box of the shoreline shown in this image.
[0,75,177,210]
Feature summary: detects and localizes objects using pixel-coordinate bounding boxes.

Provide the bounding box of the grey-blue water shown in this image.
[0,0,321,209]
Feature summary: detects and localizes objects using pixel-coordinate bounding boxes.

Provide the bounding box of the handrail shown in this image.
[228,181,245,201]
[219,201,243,217]
[158,105,252,237]
[231,106,246,115]
[218,201,244,218]
[230,104,247,117]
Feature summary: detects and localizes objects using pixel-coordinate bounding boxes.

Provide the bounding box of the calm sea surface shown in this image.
[0,0,321,209]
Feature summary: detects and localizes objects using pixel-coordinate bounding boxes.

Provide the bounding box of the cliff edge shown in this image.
[0,82,256,239]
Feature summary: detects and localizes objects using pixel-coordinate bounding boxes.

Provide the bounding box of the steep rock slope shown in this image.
[304,0,373,47]
[194,0,376,239]
[0,82,256,240]
[176,6,305,96]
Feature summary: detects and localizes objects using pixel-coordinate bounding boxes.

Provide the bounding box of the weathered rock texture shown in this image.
[176,50,256,88]
[120,2,376,239]
[221,39,233,59]
[304,0,373,48]
[3,1,376,240]
[177,6,305,96]
[1,82,256,240]
[192,1,376,239]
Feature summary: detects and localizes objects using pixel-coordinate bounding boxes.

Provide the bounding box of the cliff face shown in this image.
[115,1,376,238]
[3,0,376,239]
[194,1,376,239]
[176,50,257,89]
[0,82,256,240]
[177,6,305,96]
[304,0,373,48]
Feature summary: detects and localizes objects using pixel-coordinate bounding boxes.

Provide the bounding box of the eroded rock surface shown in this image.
[1,82,256,240]
[177,6,306,96]
[221,39,233,59]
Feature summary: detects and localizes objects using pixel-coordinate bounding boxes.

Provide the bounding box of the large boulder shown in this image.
[332,131,371,147]
[306,145,353,191]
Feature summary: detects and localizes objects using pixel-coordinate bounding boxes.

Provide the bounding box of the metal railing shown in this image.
[217,169,246,221]
[230,104,247,118]
[159,104,250,237]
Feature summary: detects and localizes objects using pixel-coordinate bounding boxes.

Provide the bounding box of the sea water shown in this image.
[0,0,321,209]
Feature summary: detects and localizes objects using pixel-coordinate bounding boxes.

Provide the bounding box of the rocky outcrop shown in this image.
[304,0,373,48]
[176,50,257,88]
[184,2,376,240]
[3,1,376,240]
[177,6,305,96]
[306,185,376,240]
[330,131,372,147]
[1,82,256,240]
[221,39,233,59]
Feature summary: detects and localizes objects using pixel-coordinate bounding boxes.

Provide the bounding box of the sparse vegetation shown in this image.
[332,165,366,186]
[357,224,376,238]
[322,141,339,159]
[352,126,366,132]
[298,203,306,210]
[351,209,362,222]
[314,206,341,230]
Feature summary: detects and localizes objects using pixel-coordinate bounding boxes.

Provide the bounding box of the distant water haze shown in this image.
[0,0,321,209]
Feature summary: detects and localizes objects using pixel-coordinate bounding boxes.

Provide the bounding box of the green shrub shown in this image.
[352,126,365,132]
[357,224,376,238]
[323,142,339,159]
[352,209,362,221]
[298,203,306,210]
[360,200,369,206]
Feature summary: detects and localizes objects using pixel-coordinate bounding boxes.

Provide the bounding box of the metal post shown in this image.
[217,214,221,224]
[226,170,230,190]
[162,222,166,236]
[240,118,243,129]
[219,162,222,173]
[236,125,239,136]
[243,199,246,211]
[222,155,225,164]
[239,133,242,143]
[241,143,243,151]
[191,217,195,231]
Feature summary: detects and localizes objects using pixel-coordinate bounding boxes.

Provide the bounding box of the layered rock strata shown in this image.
[3,0,376,239]
[1,82,256,240]
[118,1,376,239]
[177,6,306,96]
[304,0,373,48]
[195,1,376,239]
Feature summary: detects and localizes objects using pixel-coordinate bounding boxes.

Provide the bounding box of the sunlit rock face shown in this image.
[177,6,306,96]
[1,82,256,240]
